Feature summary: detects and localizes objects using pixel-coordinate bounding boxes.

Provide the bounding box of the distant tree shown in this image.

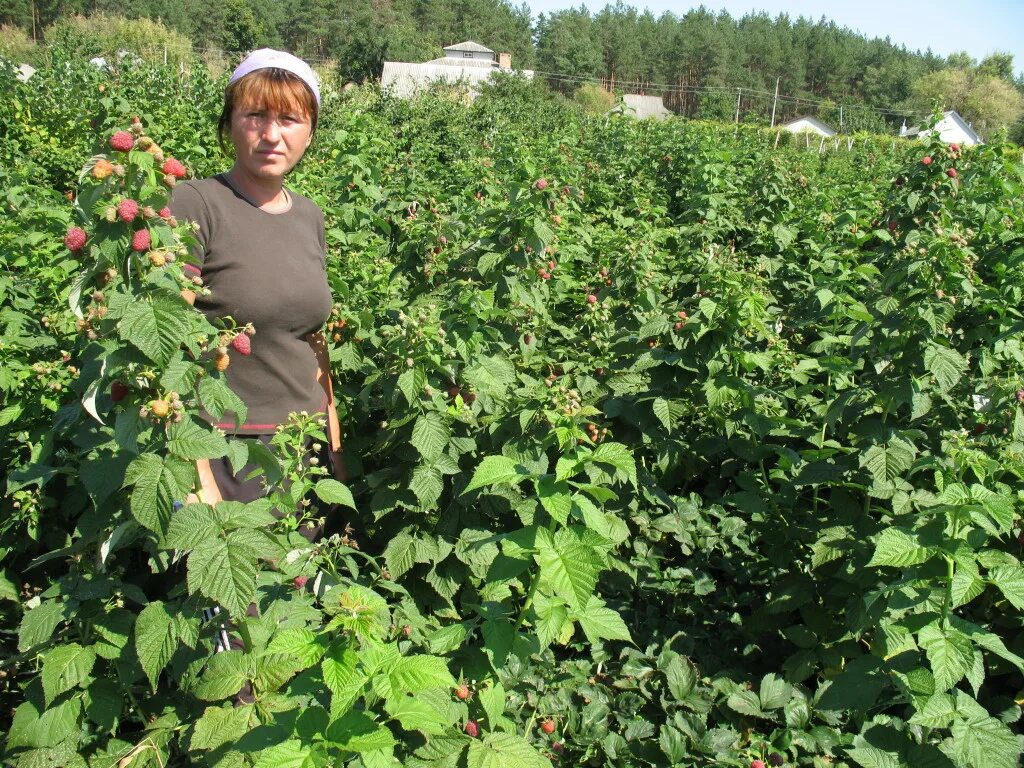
[913,67,1024,137]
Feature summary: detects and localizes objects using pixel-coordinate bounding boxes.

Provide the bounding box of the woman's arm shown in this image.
[308,331,345,482]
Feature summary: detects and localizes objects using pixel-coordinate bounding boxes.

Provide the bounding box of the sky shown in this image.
[524,0,1024,77]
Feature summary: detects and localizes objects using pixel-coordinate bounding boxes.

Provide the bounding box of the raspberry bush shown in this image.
[2,57,1024,768]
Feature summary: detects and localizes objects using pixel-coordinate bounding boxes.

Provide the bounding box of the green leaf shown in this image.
[588,442,637,485]
[326,710,396,753]
[538,478,572,525]
[198,375,247,427]
[165,503,220,549]
[467,732,550,768]
[868,527,934,568]
[42,643,96,705]
[124,453,194,535]
[727,689,771,719]
[664,655,697,701]
[315,478,356,509]
[860,437,915,485]
[463,455,527,494]
[187,531,259,617]
[918,622,975,691]
[951,700,1019,768]
[195,650,250,701]
[85,678,122,731]
[410,412,449,462]
[267,628,327,668]
[323,643,364,716]
[118,294,192,365]
[924,343,966,392]
[191,704,252,751]
[388,655,456,693]
[166,417,229,461]
[536,528,601,611]
[135,601,178,691]
[575,597,631,644]
[385,694,449,735]
[253,740,316,768]
[18,601,65,652]
[533,594,570,650]
[478,682,506,726]
[988,566,1024,610]
[397,367,426,406]
[759,673,793,710]
[383,532,417,580]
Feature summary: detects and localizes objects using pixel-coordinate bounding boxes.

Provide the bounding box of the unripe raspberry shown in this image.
[163,174,177,188]
[142,206,157,219]
[118,199,139,223]
[215,349,230,372]
[136,136,154,150]
[109,131,134,152]
[534,178,548,190]
[149,251,166,267]
[768,754,784,767]
[64,227,87,252]
[464,720,479,738]
[91,159,114,179]
[112,164,125,177]
[104,206,117,223]
[162,158,187,179]
[149,399,170,418]
[148,146,165,163]
[131,229,151,252]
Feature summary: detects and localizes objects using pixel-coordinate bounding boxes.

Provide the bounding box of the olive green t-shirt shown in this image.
[170,175,333,433]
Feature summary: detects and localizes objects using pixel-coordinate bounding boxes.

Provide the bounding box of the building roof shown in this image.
[901,110,982,145]
[621,94,672,120]
[443,41,494,54]
[781,115,837,136]
[424,57,496,69]
[381,61,533,99]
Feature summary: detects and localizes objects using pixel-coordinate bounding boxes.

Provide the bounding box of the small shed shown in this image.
[781,116,836,137]
[442,41,496,65]
[621,94,672,120]
[16,63,36,82]
[900,110,983,146]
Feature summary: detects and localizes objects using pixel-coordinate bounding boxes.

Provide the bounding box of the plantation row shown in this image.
[2,59,1024,768]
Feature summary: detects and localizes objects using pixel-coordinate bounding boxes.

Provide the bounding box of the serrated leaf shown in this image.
[383,532,417,580]
[536,528,601,611]
[191,705,252,751]
[267,628,327,668]
[124,453,194,535]
[326,710,396,753]
[385,694,449,735]
[388,655,456,693]
[951,703,1019,768]
[464,455,529,495]
[409,464,443,508]
[323,643,364,716]
[410,412,449,462]
[478,682,506,726]
[589,442,637,485]
[198,375,247,427]
[194,650,250,701]
[924,343,966,392]
[918,622,975,692]
[575,597,631,644]
[166,417,229,461]
[187,532,258,617]
[397,367,426,406]
[727,689,771,719]
[135,601,178,691]
[18,601,65,652]
[118,294,192,365]
[42,643,96,705]
[868,527,933,568]
[988,566,1024,610]
[315,478,356,509]
[758,673,792,710]
[467,732,550,768]
[860,438,915,485]
[165,503,220,549]
[252,739,316,768]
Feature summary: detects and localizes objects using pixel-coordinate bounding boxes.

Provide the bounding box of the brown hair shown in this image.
[217,68,319,154]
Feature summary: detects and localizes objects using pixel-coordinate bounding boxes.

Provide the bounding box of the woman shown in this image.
[171,49,344,535]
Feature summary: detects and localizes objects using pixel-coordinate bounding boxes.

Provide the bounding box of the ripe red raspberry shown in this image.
[946,168,957,178]
[541,719,555,734]
[162,158,187,179]
[110,131,134,152]
[230,334,252,356]
[455,683,470,700]
[64,227,87,252]
[548,260,556,270]
[921,156,932,166]
[552,742,564,754]
[110,381,129,402]
[1015,389,1024,402]
[131,229,151,252]
[534,178,548,190]
[949,143,960,152]
[464,720,479,738]
[293,575,308,589]
[117,199,139,223]
[586,294,597,305]
[751,761,766,768]
[158,207,172,219]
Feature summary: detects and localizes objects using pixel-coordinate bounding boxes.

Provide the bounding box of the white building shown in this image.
[781,116,837,137]
[621,94,672,120]
[380,41,533,100]
[900,110,983,146]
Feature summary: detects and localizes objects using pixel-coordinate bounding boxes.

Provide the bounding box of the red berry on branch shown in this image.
[1016,389,1024,402]
[231,334,252,356]
[586,294,597,305]
[534,178,548,190]
[162,158,187,179]
[464,720,479,738]
[293,575,308,589]
[921,156,932,166]
[946,168,957,178]
[64,227,87,252]
[110,381,129,402]
[117,199,139,223]
[110,131,135,152]
[455,683,470,700]
[158,207,172,219]
[751,761,767,768]
[541,719,556,734]
[131,229,151,252]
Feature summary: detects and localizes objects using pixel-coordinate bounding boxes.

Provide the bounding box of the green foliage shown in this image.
[2,57,1024,768]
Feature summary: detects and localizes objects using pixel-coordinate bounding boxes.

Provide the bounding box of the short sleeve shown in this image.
[169,181,211,277]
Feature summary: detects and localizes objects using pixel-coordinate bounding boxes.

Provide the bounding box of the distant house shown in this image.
[380,41,533,99]
[900,110,983,146]
[781,116,836,137]
[621,94,672,120]
[16,63,35,82]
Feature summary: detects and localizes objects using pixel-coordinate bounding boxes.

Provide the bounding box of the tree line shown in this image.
[2,0,1022,138]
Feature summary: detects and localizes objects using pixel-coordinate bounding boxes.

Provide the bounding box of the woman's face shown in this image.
[229,100,312,185]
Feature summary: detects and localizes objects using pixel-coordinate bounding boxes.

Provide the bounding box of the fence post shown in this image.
[770,76,780,127]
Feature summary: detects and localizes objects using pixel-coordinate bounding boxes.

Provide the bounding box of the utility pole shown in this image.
[839,105,844,133]
[770,76,780,128]
[735,88,741,123]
